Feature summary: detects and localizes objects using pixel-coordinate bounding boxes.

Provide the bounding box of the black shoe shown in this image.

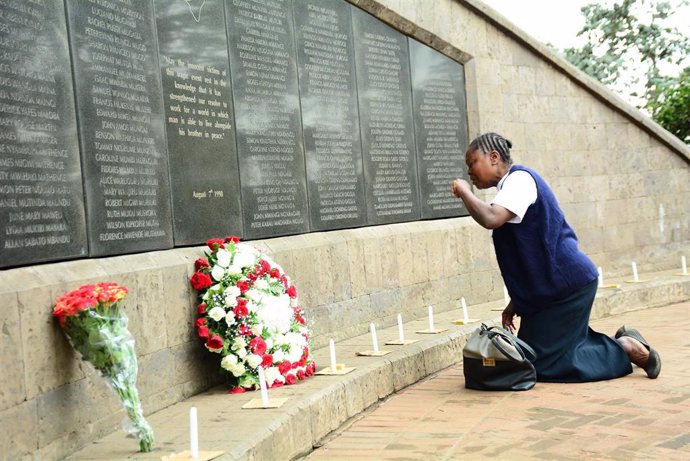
[619,328,661,379]
[615,325,627,338]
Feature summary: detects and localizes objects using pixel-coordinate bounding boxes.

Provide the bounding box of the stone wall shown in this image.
[1,0,689,459]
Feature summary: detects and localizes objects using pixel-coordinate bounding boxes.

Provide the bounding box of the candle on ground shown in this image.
[428,305,435,331]
[397,313,405,342]
[189,406,199,458]
[632,262,639,282]
[257,366,269,406]
[461,297,469,323]
[329,338,337,372]
[682,256,687,275]
[370,323,379,353]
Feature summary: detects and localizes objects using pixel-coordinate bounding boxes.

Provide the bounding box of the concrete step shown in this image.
[66,270,690,460]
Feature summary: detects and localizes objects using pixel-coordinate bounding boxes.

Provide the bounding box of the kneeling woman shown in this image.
[451,132,660,382]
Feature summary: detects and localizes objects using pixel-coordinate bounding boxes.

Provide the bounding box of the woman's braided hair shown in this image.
[469,132,513,164]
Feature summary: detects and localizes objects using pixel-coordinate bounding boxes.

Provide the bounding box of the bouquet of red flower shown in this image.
[191,236,315,392]
[53,283,154,452]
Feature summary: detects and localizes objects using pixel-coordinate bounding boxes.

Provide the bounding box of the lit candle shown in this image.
[189,406,199,458]
[682,256,687,275]
[632,261,639,282]
[428,305,434,332]
[397,313,405,342]
[461,297,469,323]
[329,338,337,372]
[597,267,604,287]
[257,366,269,406]
[370,322,379,353]
[503,286,510,305]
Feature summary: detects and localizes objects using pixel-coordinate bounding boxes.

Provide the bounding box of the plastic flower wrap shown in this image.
[53,283,154,452]
[191,236,315,392]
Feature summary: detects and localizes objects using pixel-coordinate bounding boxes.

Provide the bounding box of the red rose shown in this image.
[238,324,252,336]
[286,285,297,298]
[295,315,305,325]
[206,238,225,251]
[269,268,281,279]
[305,362,315,376]
[280,275,289,288]
[297,369,305,380]
[198,325,210,339]
[195,317,206,328]
[249,336,267,355]
[260,259,271,273]
[237,280,250,294]
[278,361,291,375]
[233,304,248,318]
[228,386,246,394]
[224,235,240,244]
[190,272,212,291]
[197,303,207,314]
[285,374,297,385]
[271,380,284,388]
[261,354,273,368]
[206,334,224,350]
[194,258,210,271]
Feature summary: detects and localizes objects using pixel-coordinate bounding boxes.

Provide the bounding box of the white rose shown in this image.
[228,263,243,276]
[252,324,265,337]
[225,311,236,325]
[232,338,246,352]
[211,265,225,281]
[236,347,247,359]
[220,354,238,371]
[272,349,285,363]
[234,246,258,269]
[254,279,269,290]
[246,354,262,368]
[208,306,226,322]
[265,366,284,384]
[245,289,262,302]
[224,285,241,298]
[247,300,259,313]
[215,249,231,268]
[265,337,274,350]
[230,363,245,377]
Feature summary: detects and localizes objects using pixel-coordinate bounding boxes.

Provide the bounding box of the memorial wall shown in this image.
[0,0,469,269]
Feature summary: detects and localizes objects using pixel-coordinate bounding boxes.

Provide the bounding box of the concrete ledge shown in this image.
[66,270,690,460]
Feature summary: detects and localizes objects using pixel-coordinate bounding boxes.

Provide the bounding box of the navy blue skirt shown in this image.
[517,280,632,382]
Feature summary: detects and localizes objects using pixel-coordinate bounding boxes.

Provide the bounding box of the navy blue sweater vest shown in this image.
[492,165,598,315]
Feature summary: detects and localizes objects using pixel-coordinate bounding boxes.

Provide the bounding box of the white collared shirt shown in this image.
[491,170,537,224]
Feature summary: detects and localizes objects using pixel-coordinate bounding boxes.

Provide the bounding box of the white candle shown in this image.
[397,313,405,342]
[461,297,469,323]
[632,261,639,282]
[428,305,435,331]
[370,323,379,353]
[682,256,687,275]
[189,406,199,458]
[257,366,269,406]
[329,338,337,372]
[503,286,510,305]
[597,267,604,287]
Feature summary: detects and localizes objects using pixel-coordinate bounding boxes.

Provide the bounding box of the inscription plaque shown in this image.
[294,0,366,231]
[65,0,173,256]
[155,0,242,244]
[225,0,310,239]
[351,7,421,225]
[409,39,469,219]
[0,0,87,269]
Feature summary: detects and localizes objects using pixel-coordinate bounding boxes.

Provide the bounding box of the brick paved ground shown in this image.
[303,301,690,461]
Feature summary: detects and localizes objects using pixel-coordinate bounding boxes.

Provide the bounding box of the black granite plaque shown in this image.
[154,0,242,245]
[409,39,469,219]
[0,0,88,269]
[351,7,421,225]
[225,0,309,239]
[65,0,173,256]
[294,0,366,231]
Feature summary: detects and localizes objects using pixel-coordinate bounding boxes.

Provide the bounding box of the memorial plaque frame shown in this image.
[0,0,88,269]
[294,0,367,232]
[155,0,243,245]
[351,7,422,225]
[65,0,174,256]
[409,38,470,219]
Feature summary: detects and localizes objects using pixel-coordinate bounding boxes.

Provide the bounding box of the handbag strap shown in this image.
[483,325,537,363]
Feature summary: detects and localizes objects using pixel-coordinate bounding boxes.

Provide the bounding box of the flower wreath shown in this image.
[190,236,315,392]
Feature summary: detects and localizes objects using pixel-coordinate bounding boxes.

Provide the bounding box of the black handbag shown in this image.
[463,324,537,391]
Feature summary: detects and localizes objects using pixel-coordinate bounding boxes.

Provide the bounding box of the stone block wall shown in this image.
[1,0,689,459]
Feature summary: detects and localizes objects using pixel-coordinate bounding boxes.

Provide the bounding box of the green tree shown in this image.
[563,0,690,143]
[653,67,690,142]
